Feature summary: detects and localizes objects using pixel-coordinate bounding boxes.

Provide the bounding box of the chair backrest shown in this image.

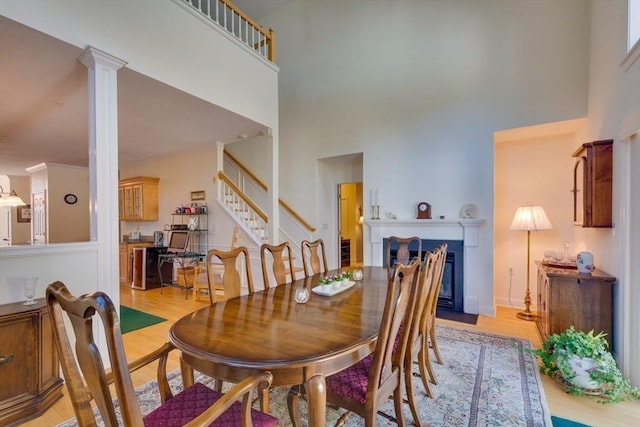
[46,281,147,426]
[386,236,422,268]
[423,243,448,324]
[369,259,420,398]
[407,251,438,350]
[207,246,254,301]
[260,241,296,287]
[301,239,328,276]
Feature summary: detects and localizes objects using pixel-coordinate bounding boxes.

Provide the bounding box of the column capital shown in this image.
[79,46,127,70]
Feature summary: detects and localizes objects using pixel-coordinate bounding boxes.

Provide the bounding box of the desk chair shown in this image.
[260,241,296,288]
[46,281,278,427]
[386,236,422,268]
[301,239,329,276]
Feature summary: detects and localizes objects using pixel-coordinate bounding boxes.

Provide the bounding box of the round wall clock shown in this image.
[64,193,78,205]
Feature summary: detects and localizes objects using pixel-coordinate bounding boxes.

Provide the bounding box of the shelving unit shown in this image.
[171,212,208,255]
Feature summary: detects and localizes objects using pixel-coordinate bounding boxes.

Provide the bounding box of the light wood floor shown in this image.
[22,286,639,427]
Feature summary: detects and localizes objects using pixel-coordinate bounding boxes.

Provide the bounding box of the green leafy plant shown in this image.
[530,326,640,403]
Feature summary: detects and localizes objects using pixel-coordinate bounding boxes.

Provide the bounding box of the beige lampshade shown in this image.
[510,205,552,231]
[0,186,27,207]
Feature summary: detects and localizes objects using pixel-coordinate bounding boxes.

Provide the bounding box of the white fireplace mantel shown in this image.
[365,218,485,314]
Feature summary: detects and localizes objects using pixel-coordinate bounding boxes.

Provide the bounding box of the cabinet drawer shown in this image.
[0,314,37,404]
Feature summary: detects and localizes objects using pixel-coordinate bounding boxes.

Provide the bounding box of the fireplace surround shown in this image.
[365,218,484,314]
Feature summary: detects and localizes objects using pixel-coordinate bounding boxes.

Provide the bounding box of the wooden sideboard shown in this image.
[535,261,615,348]
[0,299,63,426]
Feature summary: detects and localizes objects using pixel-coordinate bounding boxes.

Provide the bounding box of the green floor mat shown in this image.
[120,306,167,334]
[552,416,591,427]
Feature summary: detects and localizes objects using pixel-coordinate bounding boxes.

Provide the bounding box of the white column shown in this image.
[462,223,480,314]
[78,47,126,299]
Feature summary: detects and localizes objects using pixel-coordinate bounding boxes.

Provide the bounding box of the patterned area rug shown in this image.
[58,325,552,426]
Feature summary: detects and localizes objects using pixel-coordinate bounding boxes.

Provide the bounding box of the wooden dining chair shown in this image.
[45,280,278,427]
[205,245,254,302]
[260,241,296,288]
[386,236,422,268]
[199,226,240,302]
[425,243,448,367]
[300,239,328,276]
[316,260,421,427]
[402,251,438,424]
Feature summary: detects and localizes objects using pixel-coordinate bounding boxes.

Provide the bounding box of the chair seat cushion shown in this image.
[326,355,373,405]
[143,382,278,427]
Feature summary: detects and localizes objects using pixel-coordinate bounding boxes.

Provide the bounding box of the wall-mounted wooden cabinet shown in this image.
[572,140,612,227]
[118,176,159,221]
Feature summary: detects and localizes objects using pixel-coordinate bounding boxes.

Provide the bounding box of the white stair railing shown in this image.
[217,171,268,245]
[177,0,275,62]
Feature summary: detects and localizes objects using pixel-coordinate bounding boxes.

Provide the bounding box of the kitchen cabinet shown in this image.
[535,262,615,348]
[0,300,63,425]
[118,176,159,221]
[572,140,612,227]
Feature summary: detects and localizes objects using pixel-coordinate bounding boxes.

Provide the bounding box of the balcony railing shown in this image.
[183,0,275,62]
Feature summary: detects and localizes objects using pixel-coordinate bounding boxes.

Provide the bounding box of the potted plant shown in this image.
[531,326,640,403]
[318,276,334,291]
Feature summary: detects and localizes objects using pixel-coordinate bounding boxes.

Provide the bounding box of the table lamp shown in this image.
[510,205,552,321]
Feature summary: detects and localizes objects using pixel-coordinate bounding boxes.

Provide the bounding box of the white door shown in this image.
[0,208,10,246]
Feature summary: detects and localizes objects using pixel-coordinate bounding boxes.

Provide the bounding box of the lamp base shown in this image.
[516,311,537,321]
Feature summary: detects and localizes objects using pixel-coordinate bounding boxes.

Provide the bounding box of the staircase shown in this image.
[217,171,268,245]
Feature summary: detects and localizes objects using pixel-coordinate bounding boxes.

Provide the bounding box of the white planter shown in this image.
[566,356,600,390]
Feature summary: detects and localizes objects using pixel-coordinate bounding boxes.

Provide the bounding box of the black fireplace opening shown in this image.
[383,238,464,312]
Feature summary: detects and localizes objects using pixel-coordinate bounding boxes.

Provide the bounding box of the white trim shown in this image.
[621,37,640,71]
[365,218,485,315]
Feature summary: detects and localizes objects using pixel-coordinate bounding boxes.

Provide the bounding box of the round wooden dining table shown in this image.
[169,266,391,427]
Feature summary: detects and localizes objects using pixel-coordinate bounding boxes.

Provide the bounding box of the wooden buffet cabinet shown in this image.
[0,299,63,425]
[535,261,615,348]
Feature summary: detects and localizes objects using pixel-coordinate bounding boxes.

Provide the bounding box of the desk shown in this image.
[158,252,203,297]
[169,266,390,426]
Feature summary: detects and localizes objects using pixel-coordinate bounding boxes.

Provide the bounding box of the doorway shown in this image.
[337,182,363,268]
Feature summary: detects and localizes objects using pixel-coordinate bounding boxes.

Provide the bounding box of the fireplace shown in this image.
[365,218,484,314]
[384,239,464,311]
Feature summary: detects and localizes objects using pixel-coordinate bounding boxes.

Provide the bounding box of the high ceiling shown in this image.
[0,13,270,177]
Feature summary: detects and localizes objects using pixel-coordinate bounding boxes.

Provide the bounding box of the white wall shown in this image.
[255,0,590,315]
[494,128,580,309]
[0,0,279,129]
[579,0,640,385]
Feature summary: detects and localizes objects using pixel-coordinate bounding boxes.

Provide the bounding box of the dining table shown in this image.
[169,266,391,427]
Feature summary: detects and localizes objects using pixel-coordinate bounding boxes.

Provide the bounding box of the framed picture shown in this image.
[17,204,31,223]
[190,190,206,201]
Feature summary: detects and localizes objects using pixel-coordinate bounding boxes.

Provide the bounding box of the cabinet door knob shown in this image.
[0,354,15,367]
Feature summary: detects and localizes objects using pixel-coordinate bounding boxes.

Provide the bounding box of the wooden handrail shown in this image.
[223,150,316,232]
[218,171,267,222]
[220,0,276,61]
[224,149,267,191]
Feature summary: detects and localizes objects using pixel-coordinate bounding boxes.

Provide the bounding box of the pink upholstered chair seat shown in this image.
[325,354,374,405]
[144,382,279,427]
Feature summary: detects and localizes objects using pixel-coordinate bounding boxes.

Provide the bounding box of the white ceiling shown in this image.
[0,13,270,177]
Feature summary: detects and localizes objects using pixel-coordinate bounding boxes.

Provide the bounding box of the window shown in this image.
[630,0,640,51]
[623,0,640,70]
